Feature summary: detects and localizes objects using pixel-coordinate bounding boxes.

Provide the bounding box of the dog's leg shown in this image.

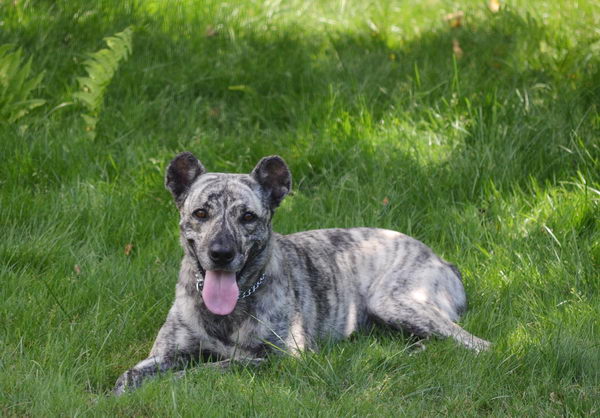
[114,354,266,396]
[114,309,200,396]
[113,311,268,395]
[206,358,266,368]
[368,297,491,352]
[113,354,189,396]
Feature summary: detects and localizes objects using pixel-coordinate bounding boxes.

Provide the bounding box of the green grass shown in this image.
[1,0,599,415]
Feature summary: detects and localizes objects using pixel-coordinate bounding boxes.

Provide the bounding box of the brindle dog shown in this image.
[114,152,490,395]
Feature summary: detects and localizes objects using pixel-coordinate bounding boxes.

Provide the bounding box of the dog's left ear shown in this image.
[165,152,206,206]
[251,155,291,209]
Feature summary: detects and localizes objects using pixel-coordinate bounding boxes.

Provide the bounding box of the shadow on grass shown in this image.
[3,4,598,207]
[115,7,599,196]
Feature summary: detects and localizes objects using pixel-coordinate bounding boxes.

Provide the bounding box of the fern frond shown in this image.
[74,26,134,139]
[0,45,46,123]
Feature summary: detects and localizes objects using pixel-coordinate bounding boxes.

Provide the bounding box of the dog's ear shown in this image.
[251,155,291,209]
[165,152,206,205]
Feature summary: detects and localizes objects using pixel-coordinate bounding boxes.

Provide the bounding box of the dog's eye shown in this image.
[242,212,256,222]
[193,209,208,220]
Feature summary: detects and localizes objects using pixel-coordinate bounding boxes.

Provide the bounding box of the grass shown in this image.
[1,0,599,415]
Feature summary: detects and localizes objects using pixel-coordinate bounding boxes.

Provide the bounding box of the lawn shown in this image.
[1,0,599,415]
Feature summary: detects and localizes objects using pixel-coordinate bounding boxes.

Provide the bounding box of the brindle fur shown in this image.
[114,152,490,395]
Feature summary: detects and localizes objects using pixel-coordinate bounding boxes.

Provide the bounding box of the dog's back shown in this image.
[268,227,469,349]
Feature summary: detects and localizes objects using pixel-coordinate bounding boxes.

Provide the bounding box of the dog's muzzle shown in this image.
[188,239,268,315]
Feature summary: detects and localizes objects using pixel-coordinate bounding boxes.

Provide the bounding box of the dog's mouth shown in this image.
[188,239,242,316]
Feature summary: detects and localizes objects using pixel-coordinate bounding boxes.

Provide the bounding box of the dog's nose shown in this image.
[208,244,235,264]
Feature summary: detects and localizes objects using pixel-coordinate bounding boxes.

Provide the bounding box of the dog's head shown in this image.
[165,152,291,315]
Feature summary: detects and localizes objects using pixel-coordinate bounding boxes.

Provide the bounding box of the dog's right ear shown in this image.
[165,152,206,206]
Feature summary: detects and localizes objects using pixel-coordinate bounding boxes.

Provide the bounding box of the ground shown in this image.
[1,0,599,415]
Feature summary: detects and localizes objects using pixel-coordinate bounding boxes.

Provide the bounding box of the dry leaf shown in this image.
[205,26,217,37]
[124,243,134,256]
[74,265,81,275]
[444,11,464,28]
[489,0,500,13]
[452,39,464,59]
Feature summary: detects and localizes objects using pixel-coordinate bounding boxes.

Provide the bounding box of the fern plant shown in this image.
[73,26,133,139]
[0,44,45,124]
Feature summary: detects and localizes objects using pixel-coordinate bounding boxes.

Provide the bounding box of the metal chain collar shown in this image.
[194,272,267,300]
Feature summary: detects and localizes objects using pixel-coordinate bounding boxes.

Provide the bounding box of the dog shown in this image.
[114,152,490,395]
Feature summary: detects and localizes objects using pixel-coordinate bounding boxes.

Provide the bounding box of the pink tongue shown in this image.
[202,270,239,315]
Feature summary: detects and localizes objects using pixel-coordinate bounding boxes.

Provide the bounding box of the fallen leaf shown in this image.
[124,243,134,256]
[452,39,464,59]
[444,11,464,28]
[205,25,218,37]
[489,0,500,13]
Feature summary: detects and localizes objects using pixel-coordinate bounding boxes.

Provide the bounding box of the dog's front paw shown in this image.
[473,338,492,353]
[113,369,143,396]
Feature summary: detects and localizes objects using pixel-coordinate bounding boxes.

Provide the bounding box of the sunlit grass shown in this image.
[1,0,599,415]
